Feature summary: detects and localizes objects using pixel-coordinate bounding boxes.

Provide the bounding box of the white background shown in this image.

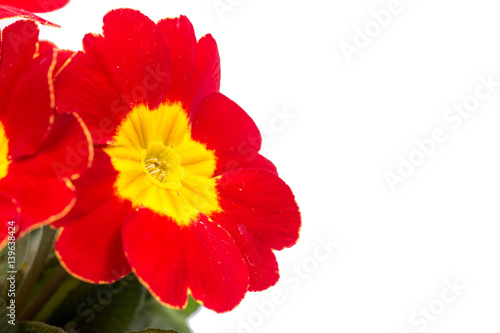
[19,0,500,332]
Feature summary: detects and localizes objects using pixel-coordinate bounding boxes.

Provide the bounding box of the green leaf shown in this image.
[19,321,66,333]
[129,328,179,333]
[46,274,142,333]
[32,268,80,322]
[128,294,199,333]
[0,297,19,333]
[22,256,70,318]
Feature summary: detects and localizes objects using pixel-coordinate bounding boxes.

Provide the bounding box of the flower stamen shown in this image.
[140,141,185,190]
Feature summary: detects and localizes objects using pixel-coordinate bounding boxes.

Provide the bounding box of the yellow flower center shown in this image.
[104,102,220,226]
[0,121,10,180]
[141,142,185,190]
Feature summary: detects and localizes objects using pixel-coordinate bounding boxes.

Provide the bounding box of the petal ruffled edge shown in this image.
[211,169,301,291]
[215,168,301,251]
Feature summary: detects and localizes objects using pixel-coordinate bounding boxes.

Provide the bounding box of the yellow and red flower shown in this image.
[0,0,70,26]
[53,9,300,313]
[0,19,92,247]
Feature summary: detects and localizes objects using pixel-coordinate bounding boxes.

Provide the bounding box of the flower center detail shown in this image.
[0,121,10,180]
[140,141,185,190]
[104,102,220,226]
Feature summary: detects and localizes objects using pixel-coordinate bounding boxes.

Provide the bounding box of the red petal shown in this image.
[0,192,20,248]
[0,167,75,237]
[191,93,275,175]
[83,8,171,110]
[214,217,279,291]
[54,151,131,283]
[0,5,59,26]
[52,149,116,227]
[185,34,220,116]
[0,0,69,13]
[26,112,93,181]
[211,169,301,291]
[54,198,132,283]
[36,42,75,78]
[0,113,91,238]
[123,212,249,313]
[185,215,248,312]
[215,169,301,251]
[122,210,189,309]
[157,15,196,107]
[37,40,55,53]
[242,154,277,174]
[54,51,125,144]
[0,21,54,158]
[52,48,75,77]
[0,20,39,112]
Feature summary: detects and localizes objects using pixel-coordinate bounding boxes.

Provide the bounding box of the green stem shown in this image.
[16,226,57,315]
[18,265,69,321]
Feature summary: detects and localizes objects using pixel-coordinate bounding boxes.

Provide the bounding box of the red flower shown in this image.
[0,0,70,26]
[54,9,300,313]
[0,20,92,247]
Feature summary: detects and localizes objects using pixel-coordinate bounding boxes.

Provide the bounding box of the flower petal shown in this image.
[213,217,280,292]
[52,149,116,227]
[37,41,75,77]
[53,49,75,77]
[122,210,189,309]
[0,19,39,112]
[0,5,59,26]
[55,199,132,284]
[242,154,277,174]
[0,113,89,238]
[28,112,93,181]
[0,0,69,13]
[185,34,220,116]
[83,8,171,110]
[191,92,276,175]
[215,169,301,251]
[54,51,125,144]
[157,15,196,107]
[0,167,75,237]
[123,212,249,313]
[0,21,54,158]
[212,168,301,291]
[54,152,131,283]
[185,215,248,312]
